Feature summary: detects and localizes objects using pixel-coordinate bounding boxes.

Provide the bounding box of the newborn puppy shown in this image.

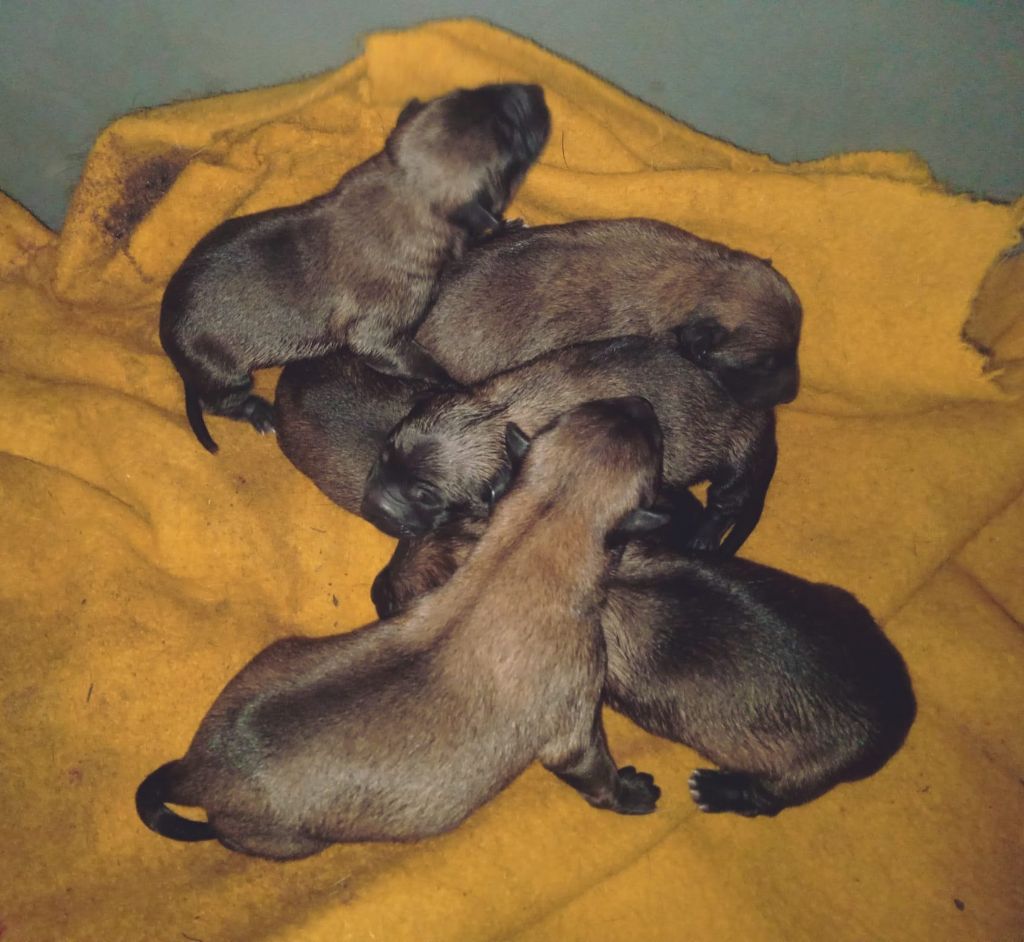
[362,334,776,553]
[136,398,666,859]
[160,83,550,452]
[276,350,439,514]
[372,493,917,817]
[416,218,802,408]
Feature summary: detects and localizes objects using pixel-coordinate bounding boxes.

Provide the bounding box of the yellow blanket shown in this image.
[2,19,1021,941]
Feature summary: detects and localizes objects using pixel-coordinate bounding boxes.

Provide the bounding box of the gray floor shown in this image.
[2,0,1022,231]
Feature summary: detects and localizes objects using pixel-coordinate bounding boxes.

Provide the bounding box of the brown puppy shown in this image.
[415,218,802,408]
[362,334,775,553]
[275,350,438,514]
[136,398,666,859]
[160,83,550,453]
[372,492,917,817]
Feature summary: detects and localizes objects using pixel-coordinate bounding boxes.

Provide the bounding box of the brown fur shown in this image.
[372,493,917,818]
[416,217,802,408]
[362,334,775,553]
[159,83,550,452]
[275,350,437,513]
[136,398,666,859]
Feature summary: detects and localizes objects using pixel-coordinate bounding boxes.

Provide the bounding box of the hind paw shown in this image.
[688,769,773,817]
[240,396,276,435]
[614,766,661,815]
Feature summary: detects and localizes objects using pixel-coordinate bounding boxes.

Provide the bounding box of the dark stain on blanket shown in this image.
[102,150,190,243]
[953,898,966,911]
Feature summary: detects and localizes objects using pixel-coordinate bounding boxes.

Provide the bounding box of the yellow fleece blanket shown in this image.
[2,19,1022,942]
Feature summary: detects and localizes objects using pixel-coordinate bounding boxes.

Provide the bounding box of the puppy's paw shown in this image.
[614,765,661,815]
[241,396,276,435]
[688,769,773,817]
[681,531,723,554]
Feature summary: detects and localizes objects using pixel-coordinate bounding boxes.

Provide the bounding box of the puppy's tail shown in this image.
[136,760,216,842]
[184,382,219,454]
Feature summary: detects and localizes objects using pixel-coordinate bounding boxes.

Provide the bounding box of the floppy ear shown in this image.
[450,198,503,239]
[482,424,532,510]
[674,317,729,364]
[505,423,531,466]
[610,508,672,540]
[395,98,425,127]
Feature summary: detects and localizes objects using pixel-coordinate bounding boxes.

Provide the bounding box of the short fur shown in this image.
[136,398,666,859]
[275,350,437,513]
[160,83,550,452]
[415,218,802,408]
[372,493,917,817]
[362,334,776,552]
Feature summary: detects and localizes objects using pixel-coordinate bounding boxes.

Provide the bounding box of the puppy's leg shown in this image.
[543,716,660,815]
[172,333,275,435]
[201,382,276,434]
[214,815,330,860]
[349,324,453,385]
[687,769,786,817]
[686,431,777,555]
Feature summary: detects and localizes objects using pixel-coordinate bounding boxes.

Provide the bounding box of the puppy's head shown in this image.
[509,396,668,540]
[675,257,802,409]
[361,392,518,538]
[387,83,550,227]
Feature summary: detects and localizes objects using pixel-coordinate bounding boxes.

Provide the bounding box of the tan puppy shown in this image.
[372,491,916,818]
[362,335,775,554]
[136,398,666,859]
[416,218,802,408]
[160,83,550,452]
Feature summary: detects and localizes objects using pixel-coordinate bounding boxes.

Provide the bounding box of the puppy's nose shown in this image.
[360,488,408,538]
[776,366,799,405]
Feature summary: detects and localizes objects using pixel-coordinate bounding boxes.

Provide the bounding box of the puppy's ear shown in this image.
[505,423,531,466]
[482,424,532,511]
[609,508,671,541]
[395,98,425,127]
[675,316,729,365]
[450,198,502,239]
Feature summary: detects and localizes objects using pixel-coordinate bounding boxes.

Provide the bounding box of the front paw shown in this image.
[613,766,661,815]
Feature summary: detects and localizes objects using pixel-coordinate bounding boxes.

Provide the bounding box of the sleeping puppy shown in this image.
[372,490,917,818]
[160,83,550,453]
[135,398,665,859]
[362,334,776,554]
[415,218,802,408]
[275,350,438,514]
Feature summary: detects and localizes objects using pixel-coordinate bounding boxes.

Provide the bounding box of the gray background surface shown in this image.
[1,0,1021,231]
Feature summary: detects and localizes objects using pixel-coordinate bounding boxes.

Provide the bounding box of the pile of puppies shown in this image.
[137,83,915,860]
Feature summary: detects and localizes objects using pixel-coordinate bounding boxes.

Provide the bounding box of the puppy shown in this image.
[372,492,917,817]
[160,83,550,452]
[136,398,666,859]
[275,350,438,513]
[362,334,776,553]
[415,218,802,408]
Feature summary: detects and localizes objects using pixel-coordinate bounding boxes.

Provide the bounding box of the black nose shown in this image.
[360,488,410,538]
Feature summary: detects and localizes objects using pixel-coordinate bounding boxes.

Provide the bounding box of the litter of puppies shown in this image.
[138,84,914,859]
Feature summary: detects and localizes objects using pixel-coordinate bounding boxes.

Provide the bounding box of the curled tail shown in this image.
[184,382,219,454]
[136,760,215,842]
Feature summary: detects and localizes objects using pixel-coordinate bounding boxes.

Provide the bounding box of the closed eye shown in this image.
[407,481,443,506]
